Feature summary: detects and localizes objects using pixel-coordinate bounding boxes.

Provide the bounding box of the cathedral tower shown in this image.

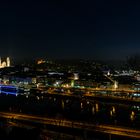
[6,57,10,67]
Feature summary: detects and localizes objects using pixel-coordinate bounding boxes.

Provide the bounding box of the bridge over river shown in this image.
[0,112,140,140]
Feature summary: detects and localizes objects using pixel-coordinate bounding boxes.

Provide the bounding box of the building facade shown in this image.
[0,57,10,68]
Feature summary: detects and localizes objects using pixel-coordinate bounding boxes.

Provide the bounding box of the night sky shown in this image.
[1,0,140,61]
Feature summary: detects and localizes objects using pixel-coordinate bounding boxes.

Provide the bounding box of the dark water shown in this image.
[0,93,139,128]
[0,93,139,140]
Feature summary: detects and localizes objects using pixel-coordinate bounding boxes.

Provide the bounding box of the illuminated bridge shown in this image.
[0,112,140,140]
[0,83,140,101]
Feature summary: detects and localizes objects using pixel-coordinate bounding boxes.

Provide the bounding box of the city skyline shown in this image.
[0,1,140,61]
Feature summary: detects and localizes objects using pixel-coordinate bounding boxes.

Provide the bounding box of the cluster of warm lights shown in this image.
[37,59,46,65]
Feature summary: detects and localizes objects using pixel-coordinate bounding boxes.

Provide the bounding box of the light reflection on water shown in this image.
[59,97,140,128]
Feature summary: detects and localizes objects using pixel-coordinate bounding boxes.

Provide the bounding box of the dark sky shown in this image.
[1,0,140,61]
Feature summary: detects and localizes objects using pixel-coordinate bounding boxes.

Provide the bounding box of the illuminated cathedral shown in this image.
[0,57,10,68]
